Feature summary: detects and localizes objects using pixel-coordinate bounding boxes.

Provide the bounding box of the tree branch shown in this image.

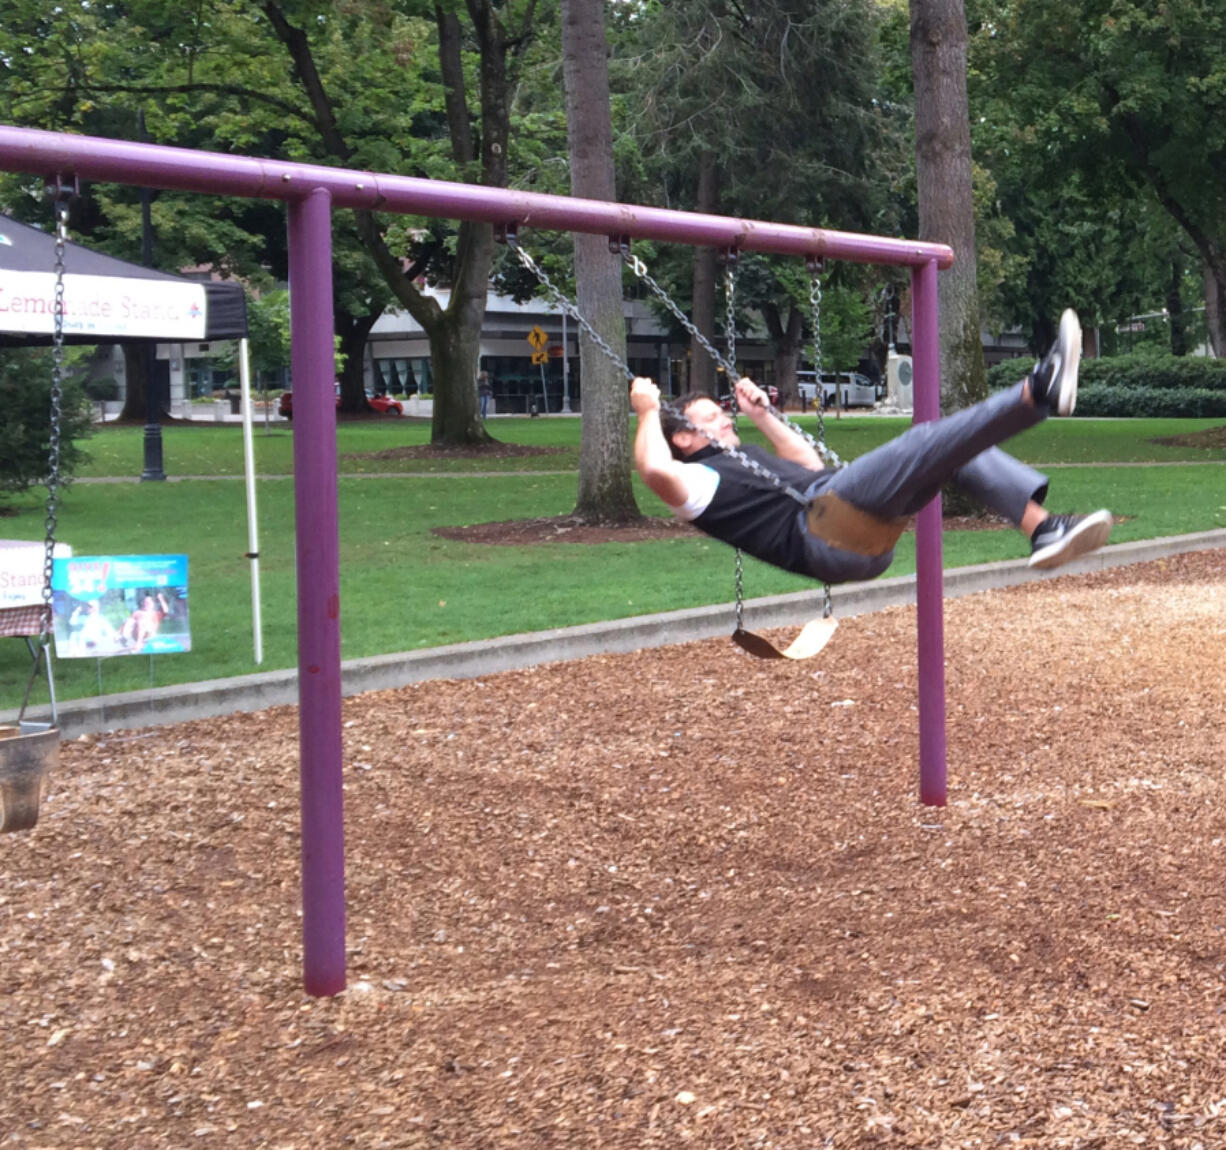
[262,1,352,161]
[437,6,476,166]
[35,81,315,128]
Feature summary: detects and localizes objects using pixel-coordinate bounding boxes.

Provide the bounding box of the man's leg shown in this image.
[823,308,1081,522]
[949,446,1048,524]
[825,380,1043,520]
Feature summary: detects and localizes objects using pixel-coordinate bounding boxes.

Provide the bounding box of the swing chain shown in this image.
[505,234,634,383]
[806,263,842,468]
[507,233,810,505]
[619,245,739,379]
[20,181,73,723]
[733,548,746,632]
[42,192,71,644]
[724,258,737,390]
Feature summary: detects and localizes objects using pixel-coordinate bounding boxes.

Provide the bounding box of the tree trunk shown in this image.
[1166,261,1187,357]
[561,0,640,523]
[910,0,986,413]
[264,0,514,447]
[763,302,805,408]
[428,218,496,445]
[1204,252,1225,358]
[336,309,380,413]
[119,344,150,422]
[690,150,721,396]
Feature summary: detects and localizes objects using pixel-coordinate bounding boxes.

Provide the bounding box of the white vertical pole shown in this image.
[238,338,263,664]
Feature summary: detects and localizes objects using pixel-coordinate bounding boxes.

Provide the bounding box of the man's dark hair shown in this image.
[659,390,714,459]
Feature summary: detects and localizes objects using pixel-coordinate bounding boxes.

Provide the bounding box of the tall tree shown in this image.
[261,0,538,444]
[619,0,900,399]
[1,1,549,441]
[969,0,1226,357]
[560,0,639,523]
[910,0,986,410]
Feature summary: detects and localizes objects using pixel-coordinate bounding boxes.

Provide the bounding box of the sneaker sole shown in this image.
[1053,308,1082,416]
[1028,509,1113,570]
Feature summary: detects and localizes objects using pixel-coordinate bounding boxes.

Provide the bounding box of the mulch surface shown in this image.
[4,550,1226,1148]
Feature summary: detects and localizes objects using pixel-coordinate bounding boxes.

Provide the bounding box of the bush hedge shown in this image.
[83,376,120,401]
[987,354,1226,416]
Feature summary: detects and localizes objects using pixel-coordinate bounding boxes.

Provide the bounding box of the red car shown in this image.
[278,388,403,420]
[717,384,779,412]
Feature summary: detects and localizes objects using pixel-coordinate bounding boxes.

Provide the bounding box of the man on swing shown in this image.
[630,309,1113,584]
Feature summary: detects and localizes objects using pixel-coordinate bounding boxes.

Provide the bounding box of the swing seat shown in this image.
[733,615,838,661]
[0,724,58,834]
[805,492,908,557]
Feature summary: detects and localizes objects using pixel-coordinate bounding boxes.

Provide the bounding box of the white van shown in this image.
[796,371,879,408]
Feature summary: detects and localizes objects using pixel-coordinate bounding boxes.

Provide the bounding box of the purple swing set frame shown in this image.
[0,125,954,997]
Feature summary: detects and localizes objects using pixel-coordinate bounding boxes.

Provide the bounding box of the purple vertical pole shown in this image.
[910,259,948,806]
[288,189,346,994]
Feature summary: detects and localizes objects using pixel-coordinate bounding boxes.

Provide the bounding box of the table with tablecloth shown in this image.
[1,541,71,724]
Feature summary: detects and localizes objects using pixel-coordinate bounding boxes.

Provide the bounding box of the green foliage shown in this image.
[988,353,1226,416]
[0,350,93,500]
[968,0,1224,342]
[83,377,120,401]
[1074,387,1226,419]
[988,354,1226,394]
[243,290,292,380]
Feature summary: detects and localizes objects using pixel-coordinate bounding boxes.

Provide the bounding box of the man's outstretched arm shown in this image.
[630,378,691,508]
[735,377,823,469]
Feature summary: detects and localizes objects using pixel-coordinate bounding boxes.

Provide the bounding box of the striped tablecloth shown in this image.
[0,605,49,639]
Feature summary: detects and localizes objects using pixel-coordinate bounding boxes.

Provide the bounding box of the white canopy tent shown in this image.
[0,213,263,664]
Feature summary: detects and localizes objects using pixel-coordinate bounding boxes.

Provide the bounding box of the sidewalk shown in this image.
[8,528,1226,738]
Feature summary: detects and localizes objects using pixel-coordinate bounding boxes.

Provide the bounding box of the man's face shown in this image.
[674,398,738,454]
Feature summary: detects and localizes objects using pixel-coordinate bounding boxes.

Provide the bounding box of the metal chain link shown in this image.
[506,234,810,507]
[41,196,70,646]
[620,248,739,378]
[805,266,845,469]
[734,549,746,631]
[20,187,72,723]
[724,259,737,395]
[506,236,635,383]
[621,245,841,468]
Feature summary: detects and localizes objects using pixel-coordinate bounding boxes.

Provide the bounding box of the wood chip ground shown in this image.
[3,550,1226,1148]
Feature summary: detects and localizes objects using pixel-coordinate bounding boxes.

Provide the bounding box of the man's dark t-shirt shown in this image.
[687,444,824,577]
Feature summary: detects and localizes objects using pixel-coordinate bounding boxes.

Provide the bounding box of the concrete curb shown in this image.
[10,529,1226,739]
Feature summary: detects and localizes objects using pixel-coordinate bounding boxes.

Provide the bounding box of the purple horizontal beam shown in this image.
[0,126,953,270]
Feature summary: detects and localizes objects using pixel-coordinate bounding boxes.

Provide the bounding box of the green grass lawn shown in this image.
[75,411,1226,480]
[4,414,1225,708]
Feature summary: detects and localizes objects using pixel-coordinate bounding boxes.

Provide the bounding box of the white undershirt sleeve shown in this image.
[669,462,720,522]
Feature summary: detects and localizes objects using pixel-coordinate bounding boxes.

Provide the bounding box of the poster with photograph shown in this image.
[50,554,190,658]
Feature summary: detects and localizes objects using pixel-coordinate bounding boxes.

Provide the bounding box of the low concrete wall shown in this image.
[9,529,1226,739]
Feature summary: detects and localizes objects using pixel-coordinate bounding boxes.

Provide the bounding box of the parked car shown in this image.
[278,388,403,420]
[796,371,879,408]
[717,384,780,411]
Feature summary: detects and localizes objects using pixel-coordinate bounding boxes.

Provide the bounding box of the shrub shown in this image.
[0,349,93,500]
[83,376,120,401]
[1074,386,1226,419]
[987,353,1226,416]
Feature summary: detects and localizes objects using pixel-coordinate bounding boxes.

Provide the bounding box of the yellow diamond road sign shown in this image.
[527,325,548,350]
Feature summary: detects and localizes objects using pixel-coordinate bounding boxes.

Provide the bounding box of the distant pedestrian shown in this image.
[478,371,493,418]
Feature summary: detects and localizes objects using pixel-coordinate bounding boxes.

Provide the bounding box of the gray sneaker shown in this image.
[1031,308,1082,415]
[1028,509,1113,569]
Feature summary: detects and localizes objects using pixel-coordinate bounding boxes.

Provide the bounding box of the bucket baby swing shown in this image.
[0,180,72,834]
[503,228,907,661]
